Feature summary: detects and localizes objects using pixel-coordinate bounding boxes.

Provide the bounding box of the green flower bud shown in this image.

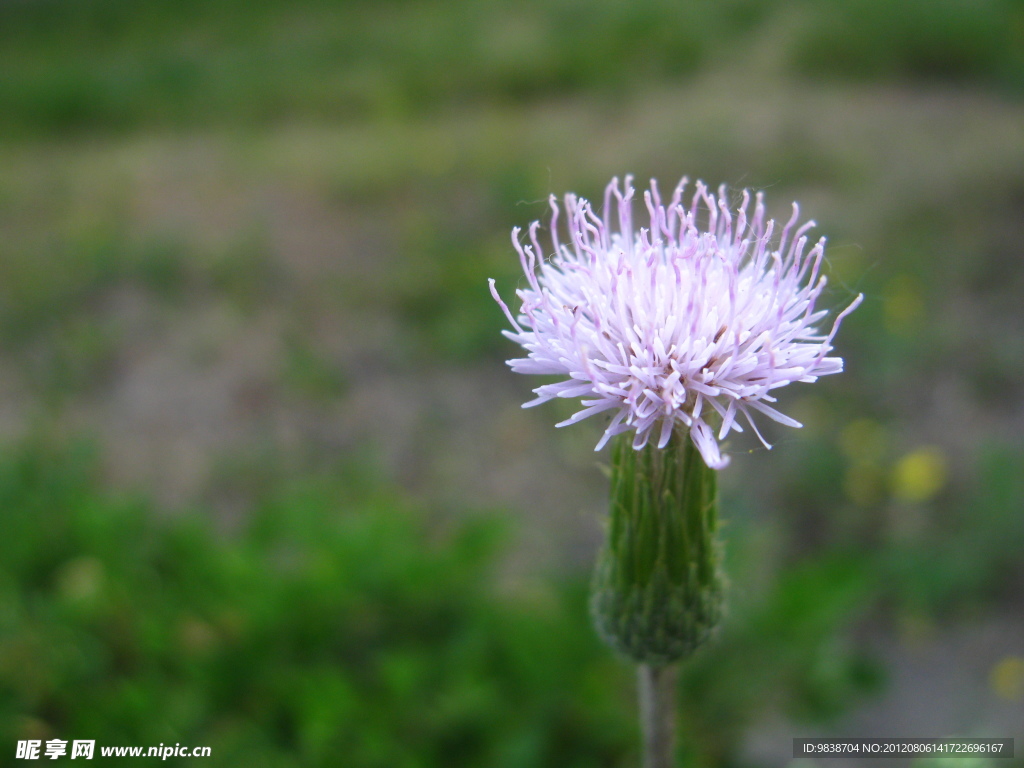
[590,430,725,665]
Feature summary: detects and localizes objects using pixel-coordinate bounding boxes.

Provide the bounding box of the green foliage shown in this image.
[880,442,1024,613]
[390,231,516,362]
[678,553,884,764]
[0,0,768,136]
[0,441,637,767]
[2,0,1020,138]
[791,0,1024,90]
[4,434,1018,765]
[0,439,908,767]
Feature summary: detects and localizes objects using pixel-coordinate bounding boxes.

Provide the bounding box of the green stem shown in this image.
[638,663,677,768]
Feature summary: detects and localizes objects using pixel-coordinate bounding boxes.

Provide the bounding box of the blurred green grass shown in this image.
[1,0,1023,765]
[0,440,634,766]
[0,0,726,135]
[0,0,1021,136]
[2,435,1019,765]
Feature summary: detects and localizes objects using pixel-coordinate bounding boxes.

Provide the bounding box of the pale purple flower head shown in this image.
[489,176,862,469]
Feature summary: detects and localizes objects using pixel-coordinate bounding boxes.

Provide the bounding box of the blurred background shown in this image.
[1,0,1023,765]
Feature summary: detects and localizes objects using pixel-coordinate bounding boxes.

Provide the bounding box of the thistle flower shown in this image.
[489,176,862,469]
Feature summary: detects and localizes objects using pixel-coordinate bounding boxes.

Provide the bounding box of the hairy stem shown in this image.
[638,663,677,768]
